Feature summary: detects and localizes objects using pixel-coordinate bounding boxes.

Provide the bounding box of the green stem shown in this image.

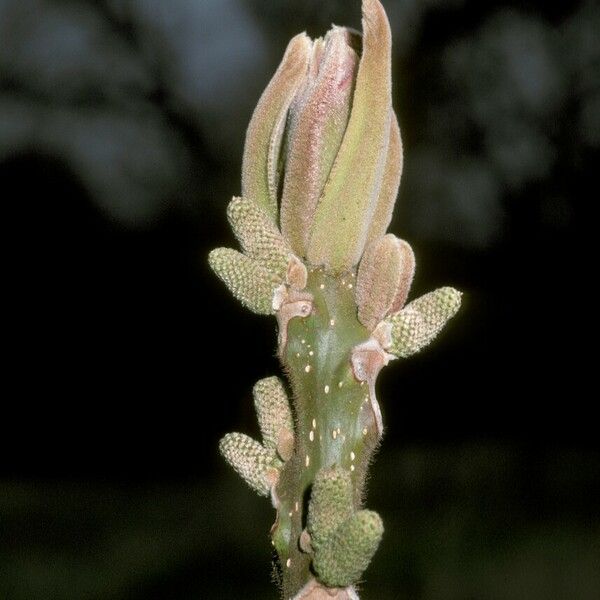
[272,268,381,598]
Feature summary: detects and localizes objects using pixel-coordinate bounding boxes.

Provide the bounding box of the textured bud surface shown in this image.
[308,467,355,550]
[253,376,294,452]
[313,510,383,588]
[208,248,280,315]
[386,287,462,357]
[227,196,291,278]
[219,432,279,497]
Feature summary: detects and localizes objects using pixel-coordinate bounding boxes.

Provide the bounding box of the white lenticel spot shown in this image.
[330,319,335,327]
[312,418,317,429]
[320,284,325,289]
[309,430,314,441]
[309,350,314,356]
[338,381,343,388]
[362,427,368,436]
[305,455,310,467]
[350,464,355,472]
[305,365,311,373]
[350,451,355,460]
[324,385,330,394]
[332,430,337,440]
[286,558,291,568]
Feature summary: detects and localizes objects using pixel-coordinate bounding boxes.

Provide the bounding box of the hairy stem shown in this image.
[273,269,381,597]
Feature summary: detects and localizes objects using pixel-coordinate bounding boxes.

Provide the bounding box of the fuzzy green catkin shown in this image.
[219,432,279,497]
[253,376,293,453]
[313,510,383,588]
[208,248,281,315]
[227,197,291,279]
[307,466,355,550]
[386,287,462,357]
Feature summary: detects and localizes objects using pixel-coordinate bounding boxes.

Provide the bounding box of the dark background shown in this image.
[1,0,598,598]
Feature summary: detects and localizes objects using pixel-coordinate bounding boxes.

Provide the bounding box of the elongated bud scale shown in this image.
[365,112,403,246]
[307,0,393,270]
[208,248,280,315]
[219,432,279,497]
[385,287,462,357]
[242,34,312,220]
[280,28,359,258]
[227,197,291,279]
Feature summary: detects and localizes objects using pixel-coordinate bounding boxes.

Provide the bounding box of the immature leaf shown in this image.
[227,197,290,278]
[365,111,403,247]
[253,376,294,456]
[242,33,312,220]
[308,466,354,551]
[307,0,392,270]
[280,27,359,257]
[219,432,278,497]
[208,248,280,315]
[386,287,462,357]
[313,510,383,588]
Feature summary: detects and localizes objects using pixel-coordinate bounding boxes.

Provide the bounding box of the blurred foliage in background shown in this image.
[1,0,598,598]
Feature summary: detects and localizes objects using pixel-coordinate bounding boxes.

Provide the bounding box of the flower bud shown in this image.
[243,0,401,273]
